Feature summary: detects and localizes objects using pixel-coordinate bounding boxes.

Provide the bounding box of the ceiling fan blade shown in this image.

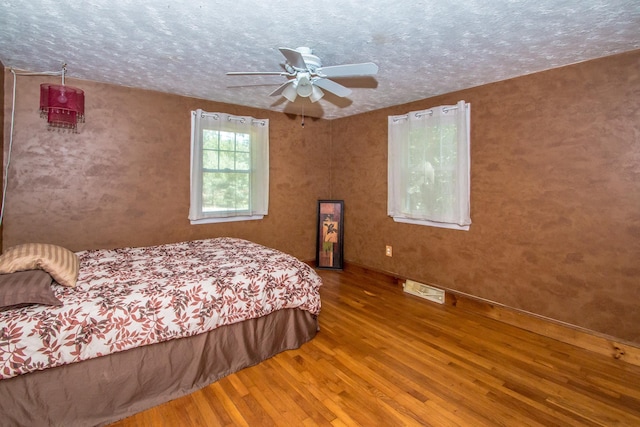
[279,47,307,70]
[227,71,291,76]
[316,62,378,78]
[313,78,352,98]
[269,80,295,96]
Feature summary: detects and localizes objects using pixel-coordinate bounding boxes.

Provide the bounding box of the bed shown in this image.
[0,237,322,426]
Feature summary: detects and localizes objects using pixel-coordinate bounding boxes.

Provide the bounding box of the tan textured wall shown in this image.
[2,73,331,260]
[0,63,4,252]
[3,51,639,344]
[331,50,640,344]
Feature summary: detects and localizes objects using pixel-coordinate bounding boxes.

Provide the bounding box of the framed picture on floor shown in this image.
[316,200,344,270]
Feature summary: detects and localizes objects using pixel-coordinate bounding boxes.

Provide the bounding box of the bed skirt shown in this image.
[0,308,318,427]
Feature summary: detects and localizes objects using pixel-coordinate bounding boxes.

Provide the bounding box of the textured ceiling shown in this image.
[1,0,639,119]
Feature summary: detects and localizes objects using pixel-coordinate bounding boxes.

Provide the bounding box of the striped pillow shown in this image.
[0,243,79,287]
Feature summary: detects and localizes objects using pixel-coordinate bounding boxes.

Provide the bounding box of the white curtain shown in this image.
[189,110,269,223]
[388,100,471,230]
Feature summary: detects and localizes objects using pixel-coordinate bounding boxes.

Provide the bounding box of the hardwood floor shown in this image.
[110,267,640,426]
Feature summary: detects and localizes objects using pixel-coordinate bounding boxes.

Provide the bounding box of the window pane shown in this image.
[219,131,235,151]
[202,172,219,210]
[404,123,461,216]
[236,134,250,152]
[202,172,250,212]
[202,129,251,211]
[203,150,218,169]
[203,130,218,150]
[219,150,235,170]
[236,152,250,170]
[233,173,250,210]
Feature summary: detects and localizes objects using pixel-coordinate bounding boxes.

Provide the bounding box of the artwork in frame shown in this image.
[316,200,344,269]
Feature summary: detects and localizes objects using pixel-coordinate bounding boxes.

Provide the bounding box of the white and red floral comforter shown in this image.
[0,238,322,379]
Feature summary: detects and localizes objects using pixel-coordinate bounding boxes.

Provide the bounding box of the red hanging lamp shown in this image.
[39,64,85,132]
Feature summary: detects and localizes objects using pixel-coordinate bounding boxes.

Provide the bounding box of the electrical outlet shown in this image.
[385,245,393,257]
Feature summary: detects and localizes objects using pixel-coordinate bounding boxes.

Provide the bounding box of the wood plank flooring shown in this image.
[110,267,640,426]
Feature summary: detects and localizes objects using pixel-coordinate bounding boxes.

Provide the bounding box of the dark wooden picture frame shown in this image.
[316,200,344,269]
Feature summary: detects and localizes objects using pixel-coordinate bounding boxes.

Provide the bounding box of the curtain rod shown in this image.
[391,103,468,122]
[195,111,266,126]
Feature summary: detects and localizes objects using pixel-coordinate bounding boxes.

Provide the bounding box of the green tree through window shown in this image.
[189,110,269,224]
[388,101,470,230]
[202,130,251,213]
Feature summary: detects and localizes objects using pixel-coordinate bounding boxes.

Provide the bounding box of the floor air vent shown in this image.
[403,280,445,304]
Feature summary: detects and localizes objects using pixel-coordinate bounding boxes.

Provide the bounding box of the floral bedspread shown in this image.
[0,238,322,379]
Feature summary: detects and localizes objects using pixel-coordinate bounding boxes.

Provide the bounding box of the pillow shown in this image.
[0,270,62,310]
[0,243,80,287]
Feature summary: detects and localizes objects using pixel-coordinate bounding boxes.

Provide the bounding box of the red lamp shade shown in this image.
[39,84,85,132]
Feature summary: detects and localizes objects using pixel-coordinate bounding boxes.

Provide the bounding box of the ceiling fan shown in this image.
[226,47,378,103]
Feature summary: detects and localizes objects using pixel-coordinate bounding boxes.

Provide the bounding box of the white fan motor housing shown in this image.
[295,47,322,71]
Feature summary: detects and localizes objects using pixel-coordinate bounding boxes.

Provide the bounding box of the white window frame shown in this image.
[189,110,269,224]
[388,100,471,230]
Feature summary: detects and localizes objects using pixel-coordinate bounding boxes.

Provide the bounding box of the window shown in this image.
[189,110,269,224]
[388,100,471,230]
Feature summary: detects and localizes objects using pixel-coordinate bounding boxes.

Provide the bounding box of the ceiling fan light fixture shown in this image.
[227,46,379,104]
[310,85,324,103]
[282,82,298,102]
[296,73,313,97]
